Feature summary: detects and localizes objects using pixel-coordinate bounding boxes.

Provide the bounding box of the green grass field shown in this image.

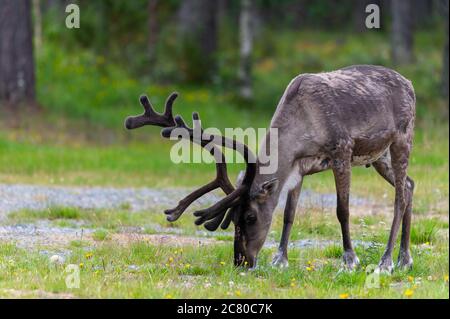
[0,30,448,299]
[1,204,448,299]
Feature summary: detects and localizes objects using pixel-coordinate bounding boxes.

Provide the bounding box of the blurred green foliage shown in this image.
[39,0,447,105]
[36,27,447,127]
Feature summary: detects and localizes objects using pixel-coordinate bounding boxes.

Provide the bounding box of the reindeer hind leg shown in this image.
[376,138,411,273]
[373,151,414,271]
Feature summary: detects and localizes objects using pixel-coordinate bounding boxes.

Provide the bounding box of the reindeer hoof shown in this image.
[164,208,181,222]
[342,251,360,271]
[376,257,394,275]
[397,251,413,270]
[272,253,289,268]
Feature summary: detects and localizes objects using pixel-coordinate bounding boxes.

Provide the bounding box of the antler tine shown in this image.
[164,92,178,118]
[204,209,227,231]
[204,202,239,231]
[164,179,220,222]
[220,205,237,230]
[174,115,189,130]
[139,95,155,115]
[161,110,202,137]
[193,187,246,225]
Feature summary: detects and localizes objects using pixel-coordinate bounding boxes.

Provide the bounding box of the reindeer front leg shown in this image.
[272,178,303,268]
[332,156,360,270]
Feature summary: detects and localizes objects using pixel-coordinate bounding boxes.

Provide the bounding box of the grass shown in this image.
[0,211,449,298]
[17,207,81,220]
[410,218,448,245]
[92,229,111,241]
[2,204,448,298]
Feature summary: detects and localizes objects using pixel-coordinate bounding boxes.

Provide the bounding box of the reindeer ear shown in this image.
[254,178,279,202]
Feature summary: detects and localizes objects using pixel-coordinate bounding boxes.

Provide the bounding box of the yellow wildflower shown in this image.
[79,263,84,269]
[444,275,449,283]
[85,252,93,259]
[165,294,173,299]
[220,261,226,266]
[339,293,349,299]
[407,276,414,283]
[404,289,414,297]
[235,290,242,297]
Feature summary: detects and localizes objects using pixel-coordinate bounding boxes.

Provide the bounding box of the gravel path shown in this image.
[0,183,380,250]
[0,183,373,217]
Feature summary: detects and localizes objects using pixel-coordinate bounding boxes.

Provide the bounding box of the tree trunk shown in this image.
[177,0,218,83]
[238,0,254,100]
[0,0,36,107]
[391,0,414,64]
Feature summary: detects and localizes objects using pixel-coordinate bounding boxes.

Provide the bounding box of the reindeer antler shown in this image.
[125,92,256,231]
[161,112,257,229]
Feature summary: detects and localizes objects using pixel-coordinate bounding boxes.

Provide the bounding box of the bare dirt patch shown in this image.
[111,233,219,247]
[0,223,220,250]
[0,288,75,299]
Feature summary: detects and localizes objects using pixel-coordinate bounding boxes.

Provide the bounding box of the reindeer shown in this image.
[125,65,415,273]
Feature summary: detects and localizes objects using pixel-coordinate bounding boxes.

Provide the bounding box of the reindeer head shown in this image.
[125,92,272,268]
[232,175,280,267]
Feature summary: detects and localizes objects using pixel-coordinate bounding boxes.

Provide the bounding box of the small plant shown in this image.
[215,235,234,242]
[410,219,441,245]
[119,202,131,210]
[9,206,80,221]
[46,207,80,220]
[92,229,111,241]
[323,244,343,259]
[70,240,89,248]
